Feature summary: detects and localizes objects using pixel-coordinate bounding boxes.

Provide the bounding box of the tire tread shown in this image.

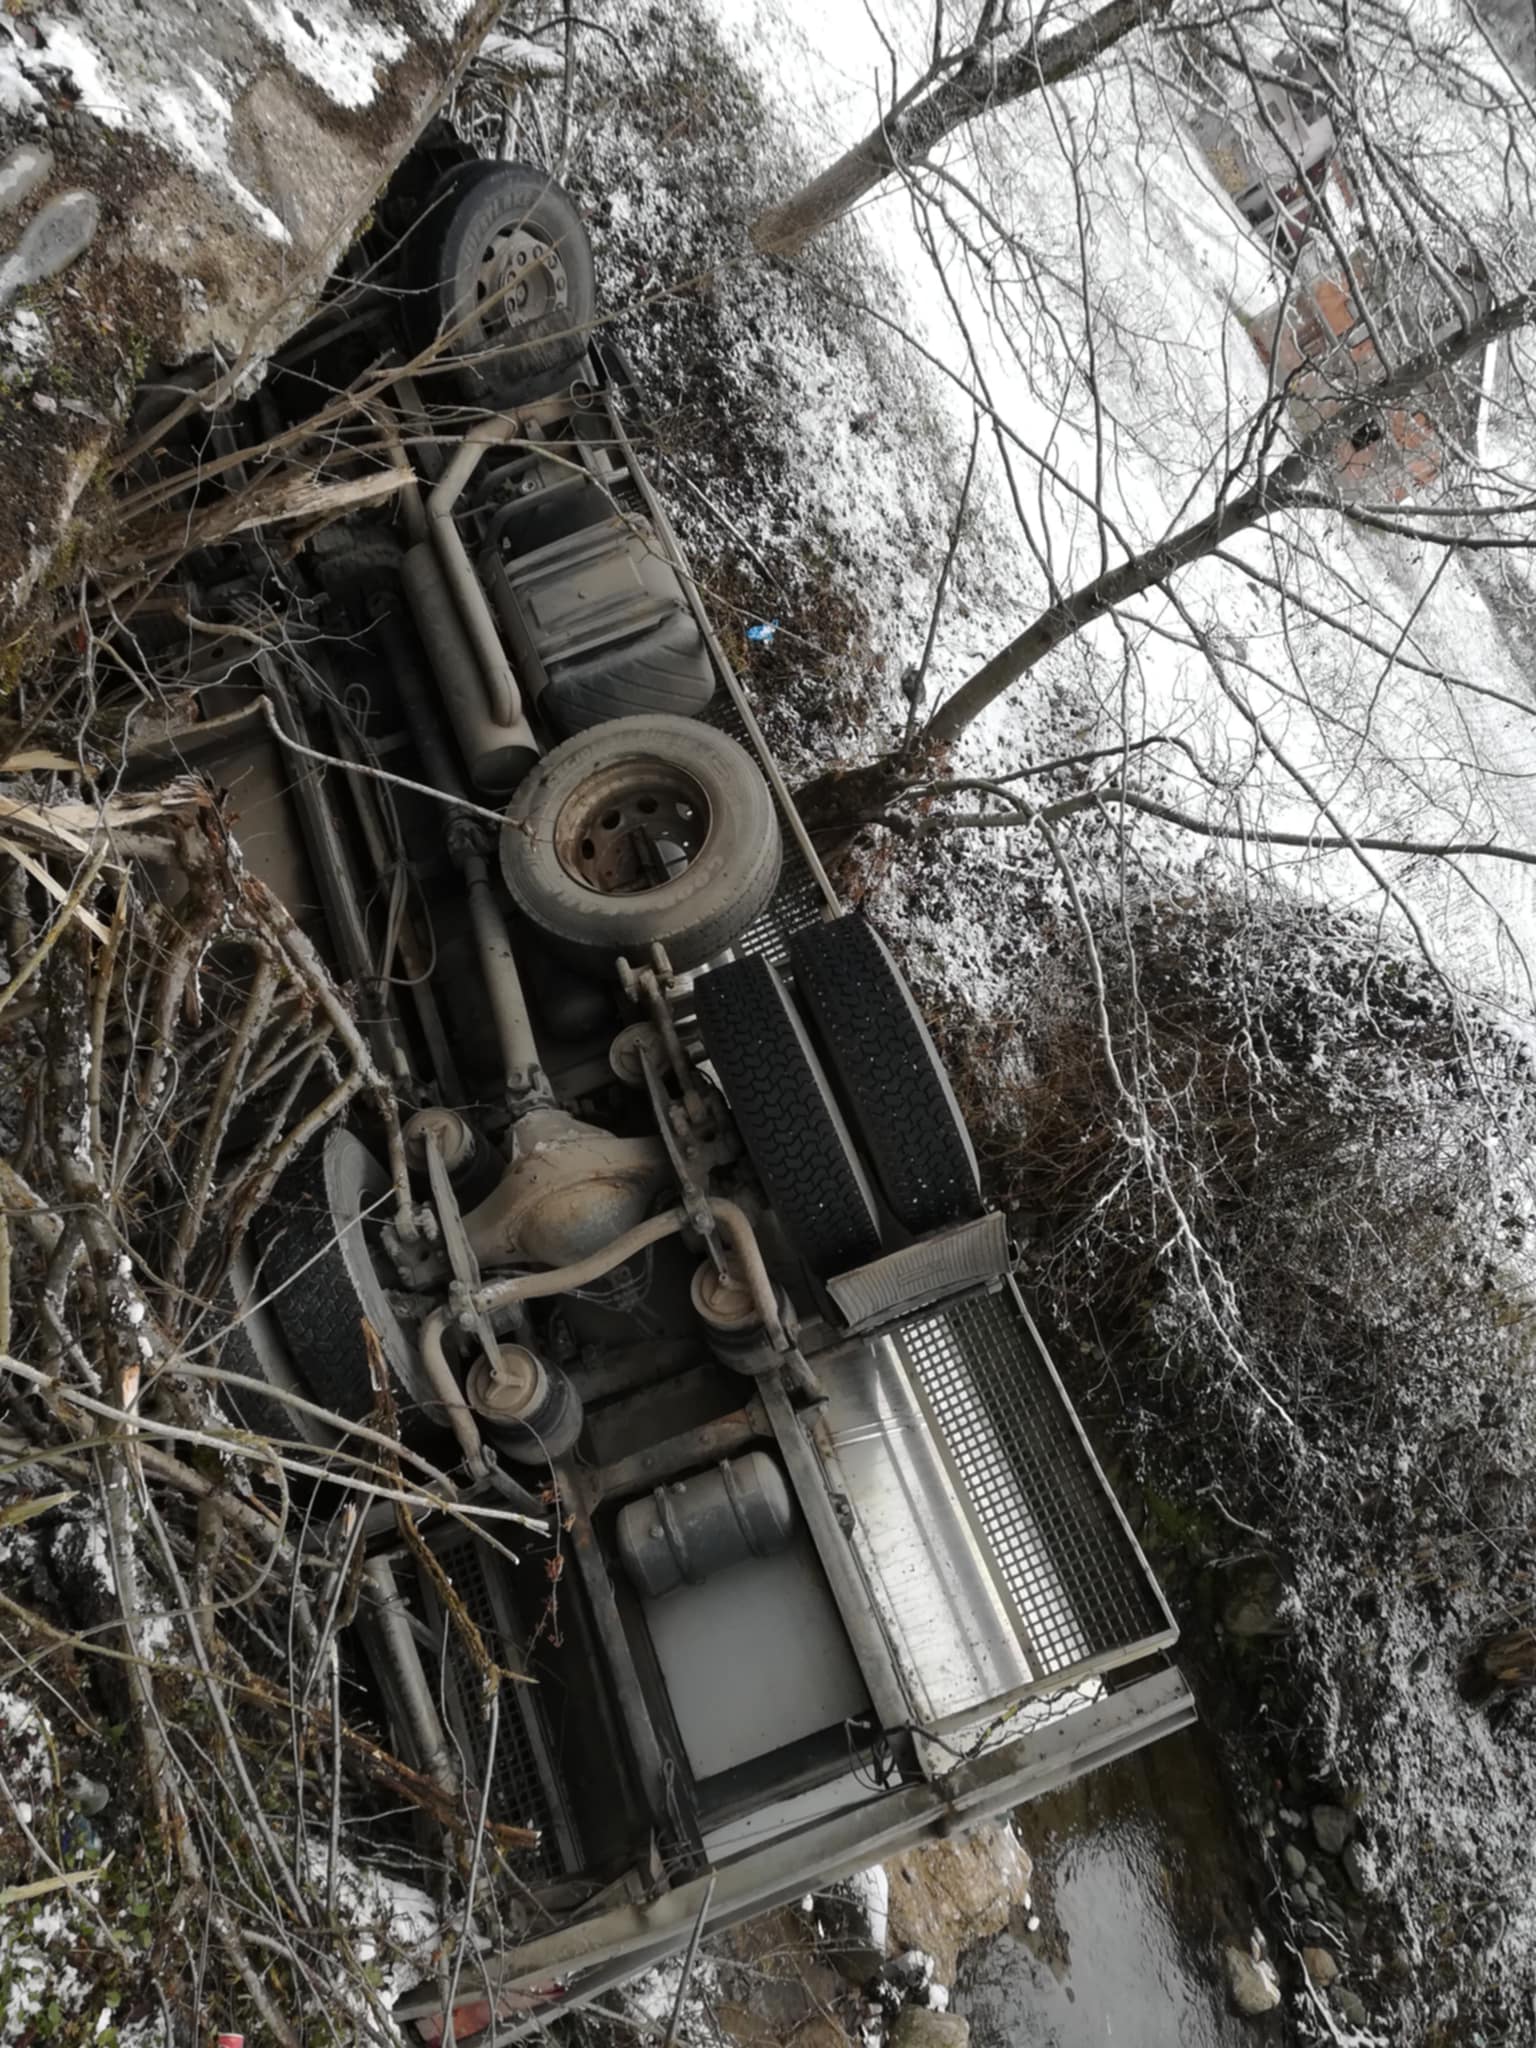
[788,917,982,1233]
[696,958,882,1276]
[251,1140,388,1422]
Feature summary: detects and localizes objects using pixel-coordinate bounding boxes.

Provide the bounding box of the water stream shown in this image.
[956,1728,1277,2046]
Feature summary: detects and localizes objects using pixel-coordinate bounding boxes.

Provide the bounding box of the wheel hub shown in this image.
[553,758,713,895]
[476,225,569,333]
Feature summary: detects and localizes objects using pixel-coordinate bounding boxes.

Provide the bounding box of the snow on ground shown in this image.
[0,0,480,240]
[0,1689,113,2048]
[303,1841,441,2006]
[1,305,49,375]
[0,1684,54,1798]
[624,1947,723,2033]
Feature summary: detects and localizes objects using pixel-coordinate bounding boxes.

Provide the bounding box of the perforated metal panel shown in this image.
[893,1286,1174,1682]
[429,1534,573,1877]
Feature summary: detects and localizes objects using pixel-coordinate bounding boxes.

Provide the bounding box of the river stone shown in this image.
[0,190,100,317]
[1282,1844,1307,1881]
[1302,1946,1340,1988]
[816,1867,890,1983]
[1312,1805,1353,1856]
[1289,1884,1309,1912]
[1333,1988,1368,2025]
[1342,1842,1379,1895]
[0,145,53,217]
[885,1823,1033,1982]
[1220,1559,1297,1637]
[1222,1947,1282,2016]
[890,2009,970,2048]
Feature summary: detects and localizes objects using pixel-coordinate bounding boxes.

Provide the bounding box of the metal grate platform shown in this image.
[893,1284,1174,1684]
[429,1534,571,1878]
[700,688,831,962]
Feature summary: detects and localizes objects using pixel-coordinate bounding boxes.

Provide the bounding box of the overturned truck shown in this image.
[137,142,1194,2035]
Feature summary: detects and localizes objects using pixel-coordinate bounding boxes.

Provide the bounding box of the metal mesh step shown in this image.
[426,1533,575,1879]
[893,1284,1175,1683]
[827,1213,1010,1329]
[699,688,831,962]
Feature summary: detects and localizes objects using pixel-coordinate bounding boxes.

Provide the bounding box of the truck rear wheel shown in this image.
[251,1129,424,1428]
[500,714,781,970]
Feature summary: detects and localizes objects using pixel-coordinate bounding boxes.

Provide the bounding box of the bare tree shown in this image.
[796,279,1536,829]
[746,0,1536,1015]
[750,0,1171,255]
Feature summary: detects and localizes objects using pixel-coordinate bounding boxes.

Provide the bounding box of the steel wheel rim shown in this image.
[476,225,569,335]
[553,758,714,896]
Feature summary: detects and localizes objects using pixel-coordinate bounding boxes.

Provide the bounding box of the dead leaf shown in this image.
[0,749,78,774]
[0,1489,76,1528]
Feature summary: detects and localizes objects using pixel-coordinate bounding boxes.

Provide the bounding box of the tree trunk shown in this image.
[797,278,1535,832]
[751,0,1168,258]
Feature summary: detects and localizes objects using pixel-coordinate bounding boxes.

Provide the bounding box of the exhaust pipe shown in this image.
[400,541,537,794]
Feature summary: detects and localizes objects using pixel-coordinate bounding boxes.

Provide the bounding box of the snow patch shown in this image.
[5,0,456,242]
[303,1842,439,2006]
[2,305,48,373]
[842,1862,890,1954]
[0,1686,53,1793]
[625,1949,722,2031]
[243,0,406,111]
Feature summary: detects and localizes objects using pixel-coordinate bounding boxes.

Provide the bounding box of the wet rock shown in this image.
[1282,1844,1308,1882]
[1220,1558,1298,1637]
[1311,1805,1353,1856]
[65,1770,109,1816]
[1333,1987,1368,2026]
[0,190,100,315]
[1222,1946,1282,2016]
[885,1823,1032,1982]
[815,1867,889,1984]
[1342,1842,1378,1896]
[1288,1884,1309,1912]
[890,2009,969,2048]
[0,145,53,216]
[1302,1946,1339,1988]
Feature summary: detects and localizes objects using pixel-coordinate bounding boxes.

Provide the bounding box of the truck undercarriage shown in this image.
[123,141,1193,2034]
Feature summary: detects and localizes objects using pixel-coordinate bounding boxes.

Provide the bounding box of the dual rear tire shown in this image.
[695,916,982,1278]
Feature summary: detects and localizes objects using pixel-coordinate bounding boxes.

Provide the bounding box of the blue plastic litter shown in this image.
[745,620,780,644]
